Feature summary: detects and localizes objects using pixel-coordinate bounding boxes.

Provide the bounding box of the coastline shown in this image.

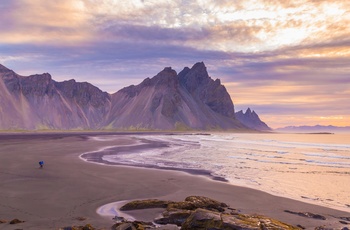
[80,132,350,213]
[0,133,349,229]
[80,137,229,182]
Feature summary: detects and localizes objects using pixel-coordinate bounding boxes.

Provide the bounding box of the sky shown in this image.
[0,0,349,129]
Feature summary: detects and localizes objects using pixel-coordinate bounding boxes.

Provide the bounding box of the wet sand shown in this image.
[0,133,349,230]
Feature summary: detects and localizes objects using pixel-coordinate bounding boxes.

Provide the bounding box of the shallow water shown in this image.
[86,133,350,212]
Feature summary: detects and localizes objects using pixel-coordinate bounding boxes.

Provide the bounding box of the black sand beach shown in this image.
[0,133,349,229]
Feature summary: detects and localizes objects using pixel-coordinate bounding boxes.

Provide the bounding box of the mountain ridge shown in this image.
[0,62,261,131]
[0,65,112,130]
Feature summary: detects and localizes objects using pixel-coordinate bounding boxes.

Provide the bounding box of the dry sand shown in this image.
[0,133,349,230]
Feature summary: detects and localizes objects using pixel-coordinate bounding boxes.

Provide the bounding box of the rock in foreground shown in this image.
[59,224,95,230]
[182,208,299,230]
[119,196,300,229]
[120,199,169,211]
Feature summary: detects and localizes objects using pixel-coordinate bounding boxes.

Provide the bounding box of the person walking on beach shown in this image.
[39,161,44,168]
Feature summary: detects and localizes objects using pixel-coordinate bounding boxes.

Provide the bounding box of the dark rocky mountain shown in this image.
[275,125,350,133]
[0,62,246,130]
[235,108,271,131]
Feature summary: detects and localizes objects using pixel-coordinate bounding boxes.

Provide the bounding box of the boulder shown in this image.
[181,208,223,230]
[154,210,192,226]
[120,199,169,211]
[81,224,95,230]
[173,195,228,212]
[182,209,300,230]
[112,222,137,230]
[9,218,25,224]
[112,221,153,230]
[59,224,95,230]
[314,227,335,230]
[284,210,326,220]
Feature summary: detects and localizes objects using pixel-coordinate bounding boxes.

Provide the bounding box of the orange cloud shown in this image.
[0,0,91,44]
[2,0,349,54]
[1,0,349,128]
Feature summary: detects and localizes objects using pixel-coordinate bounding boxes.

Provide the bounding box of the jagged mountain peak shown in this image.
[179,62,210,91]
[107,62,244,130]
[178,62,235,118]
[245,108,259,118]
[150,66,177,77]
[235,108,271,131]
[191,61,207,71]
[151,66,178,85]
[178,66,190,76]
[117,66,179,98]
[161,66,176,73]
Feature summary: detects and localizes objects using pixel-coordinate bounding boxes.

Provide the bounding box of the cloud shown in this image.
[1,0,349,128]
[2,0,349,53]
[0,0,91,44]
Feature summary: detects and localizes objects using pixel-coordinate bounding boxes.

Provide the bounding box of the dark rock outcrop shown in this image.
[155,210,192,226]
[120,199,169,211]
[9,218,25,224]
[120,196,228,213]
[59,224,95,230]
[112,221,154,230]
[235,108,271,131]
[167,196,228,212]
[314,227,337,230]
[181,208,223,230]
[119,196,300,229]
[284,210,327,220]
[181,210,300,229]
[0,62,247,131]
[180,209,299,230]
[340,217,350,221]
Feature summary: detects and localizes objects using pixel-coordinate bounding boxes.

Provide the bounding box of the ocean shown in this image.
[82,132,350,212]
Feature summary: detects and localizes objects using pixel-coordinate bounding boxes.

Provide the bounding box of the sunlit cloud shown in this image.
[0,0,349,128]
[0,0,91,44]
[2,0,350,54]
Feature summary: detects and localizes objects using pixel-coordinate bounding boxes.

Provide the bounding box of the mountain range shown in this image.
[0,62,265,131]
[275,125,350,133]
